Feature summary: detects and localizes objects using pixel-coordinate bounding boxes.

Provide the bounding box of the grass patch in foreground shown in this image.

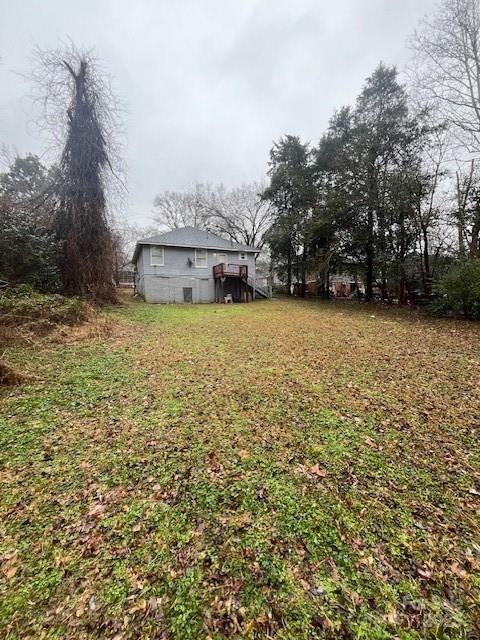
[1,298,479,639]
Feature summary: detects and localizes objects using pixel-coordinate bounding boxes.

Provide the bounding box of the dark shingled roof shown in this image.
[132,226,260,262]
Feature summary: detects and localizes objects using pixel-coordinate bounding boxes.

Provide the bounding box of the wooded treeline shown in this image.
[262,64,450,304]
[260,1,480,312]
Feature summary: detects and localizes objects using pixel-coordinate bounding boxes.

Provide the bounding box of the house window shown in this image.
[239,252,247,261]
[195,248,207,267]
[151,246,164,266]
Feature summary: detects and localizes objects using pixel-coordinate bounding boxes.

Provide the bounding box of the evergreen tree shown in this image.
[312,64,431,302]
[0,155,60,290]
[262,136,315,296]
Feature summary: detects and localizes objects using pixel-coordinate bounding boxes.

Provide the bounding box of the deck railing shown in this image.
[213,263,248,279]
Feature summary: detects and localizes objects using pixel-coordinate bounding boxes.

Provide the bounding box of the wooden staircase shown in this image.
[247,277,270,299]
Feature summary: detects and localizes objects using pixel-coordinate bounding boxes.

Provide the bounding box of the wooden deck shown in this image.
[213,263,250,302]
[213,263,248,279]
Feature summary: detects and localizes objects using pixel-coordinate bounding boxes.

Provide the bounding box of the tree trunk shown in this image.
[421,225,432,297]
[458,222,466,257]
[469,213,480,257]
[366,207,374,301]
[365,153,376,302]
[286,246,292,295]
[299,247,307,298]
[398,212,407,305]
[456,164,473,258]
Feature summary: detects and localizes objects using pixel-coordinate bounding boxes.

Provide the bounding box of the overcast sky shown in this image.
[0,0,438,225]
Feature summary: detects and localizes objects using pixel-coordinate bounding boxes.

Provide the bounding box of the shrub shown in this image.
[431,259,480,319]
[0,286,90,383]
[0,207,61,292]
[0,284,86,327]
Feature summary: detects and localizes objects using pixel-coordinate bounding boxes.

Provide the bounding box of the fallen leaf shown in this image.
[2,564,17,579]
[310,464,326,478]
[451,562,467,579]
[235,512,252,527]
[416,567,432,579]
[87,503,106,518]
[386,607,398,624]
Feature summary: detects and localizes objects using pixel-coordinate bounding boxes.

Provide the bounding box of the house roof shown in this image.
[132,226,260,262]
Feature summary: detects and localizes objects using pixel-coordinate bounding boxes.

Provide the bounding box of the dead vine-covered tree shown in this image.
[34,45,123,301]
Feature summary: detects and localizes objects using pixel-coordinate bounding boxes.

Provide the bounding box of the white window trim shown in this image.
[151,246,164,266]
[195,248,208,267]
[238,252,247,261]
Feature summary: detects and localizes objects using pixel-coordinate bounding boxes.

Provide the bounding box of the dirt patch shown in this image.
[0,360,25,387]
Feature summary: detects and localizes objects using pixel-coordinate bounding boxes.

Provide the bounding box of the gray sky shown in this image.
[0,0,437,225]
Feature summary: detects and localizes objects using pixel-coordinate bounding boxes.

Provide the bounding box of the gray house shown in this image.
[132,227,267,303]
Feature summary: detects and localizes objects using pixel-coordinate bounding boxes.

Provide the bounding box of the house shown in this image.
[304,272,365,298]
[132,226,268,303]
[329,273,364,298]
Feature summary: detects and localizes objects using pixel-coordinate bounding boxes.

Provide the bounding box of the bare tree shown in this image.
[410,0,480,153]
[198,182,274,248]
[410,1,480,257]
[412,125,451,293]
[454,159,480,255]
[111,220,158,283]
[153,184,206,230]
[33,44,123,301]
[152,182,273,248]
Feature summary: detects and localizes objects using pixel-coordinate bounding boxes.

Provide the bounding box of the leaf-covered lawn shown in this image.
[1,298,479,639]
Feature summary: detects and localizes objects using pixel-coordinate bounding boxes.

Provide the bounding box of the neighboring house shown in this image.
[132,226,269,303]
[330,273,365,298]
[305,272,365,298]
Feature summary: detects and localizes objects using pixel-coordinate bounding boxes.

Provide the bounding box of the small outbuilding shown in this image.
[132,226,268,303]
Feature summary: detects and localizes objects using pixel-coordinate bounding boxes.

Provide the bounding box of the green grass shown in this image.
[1,296,479,639]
